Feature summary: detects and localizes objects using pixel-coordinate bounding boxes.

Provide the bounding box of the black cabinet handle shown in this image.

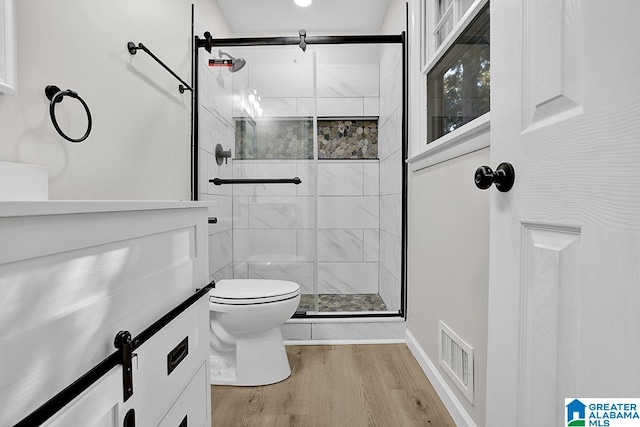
[167,337,189,375]
[474,162,515,192]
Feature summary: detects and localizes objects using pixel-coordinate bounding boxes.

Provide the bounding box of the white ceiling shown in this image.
[215,0,392,35]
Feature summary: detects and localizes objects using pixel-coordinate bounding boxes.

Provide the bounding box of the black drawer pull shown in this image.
[167,337,189,375]
[178,415,188,427]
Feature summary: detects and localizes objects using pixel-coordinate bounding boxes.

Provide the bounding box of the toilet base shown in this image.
[210,327,291,386]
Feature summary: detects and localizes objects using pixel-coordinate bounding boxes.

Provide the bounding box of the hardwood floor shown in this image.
[211,344,456,427]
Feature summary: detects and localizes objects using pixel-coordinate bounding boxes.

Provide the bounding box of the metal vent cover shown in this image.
[438,319,474,404]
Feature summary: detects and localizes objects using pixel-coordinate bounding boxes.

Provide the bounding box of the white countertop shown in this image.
[0,200,215,218]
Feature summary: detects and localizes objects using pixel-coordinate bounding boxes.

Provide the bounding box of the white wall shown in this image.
[0,0,226,200]
[0,1,188,199]
[193,0,232,38]
[407,148,489,425]
[381,0,407,35]
[402,0,490,423]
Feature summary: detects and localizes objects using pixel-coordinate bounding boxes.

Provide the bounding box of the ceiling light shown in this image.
[294,0,312,7]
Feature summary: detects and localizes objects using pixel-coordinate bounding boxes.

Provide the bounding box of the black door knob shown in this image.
[474,162,515,192]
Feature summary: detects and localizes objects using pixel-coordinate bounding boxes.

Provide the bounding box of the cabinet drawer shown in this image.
[158,363,209,427]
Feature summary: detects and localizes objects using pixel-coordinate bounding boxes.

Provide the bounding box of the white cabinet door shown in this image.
[487,1,640,425]
[43,368,122,427]
[128,298,211,427]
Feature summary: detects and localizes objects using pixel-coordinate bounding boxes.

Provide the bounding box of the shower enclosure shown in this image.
[195,32,406,318]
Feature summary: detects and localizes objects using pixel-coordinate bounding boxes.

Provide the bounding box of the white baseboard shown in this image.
[285,339,405,346]
[405,329,477,427]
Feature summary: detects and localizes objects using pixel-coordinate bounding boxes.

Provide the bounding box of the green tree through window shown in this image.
[427,3,490,142]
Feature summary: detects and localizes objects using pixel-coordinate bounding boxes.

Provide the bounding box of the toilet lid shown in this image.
[209,279,300,305]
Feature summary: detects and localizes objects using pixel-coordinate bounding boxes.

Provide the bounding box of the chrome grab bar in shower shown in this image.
[210,177,302,185]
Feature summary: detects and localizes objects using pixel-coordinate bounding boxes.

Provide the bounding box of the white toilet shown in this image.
[208,279,301,386]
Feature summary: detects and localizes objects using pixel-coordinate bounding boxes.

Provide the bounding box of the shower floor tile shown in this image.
[297,293,387,313]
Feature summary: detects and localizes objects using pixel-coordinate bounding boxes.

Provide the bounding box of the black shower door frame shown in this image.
[190,29,408,319]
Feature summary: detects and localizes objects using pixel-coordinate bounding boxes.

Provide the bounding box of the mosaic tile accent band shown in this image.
[297,293,388,313]
[318,120,378,159]
[235,118,378,160]
[235,119,314,160]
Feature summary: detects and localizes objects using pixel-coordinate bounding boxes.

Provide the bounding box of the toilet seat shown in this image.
[210,279,300,305]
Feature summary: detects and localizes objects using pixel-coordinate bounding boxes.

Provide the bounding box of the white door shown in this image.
[486,0,640,425]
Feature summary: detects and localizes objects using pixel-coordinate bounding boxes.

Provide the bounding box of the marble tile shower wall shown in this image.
[233,63,380,118]
[229,60,385,298]
[194,18,236,282]
[229,160,312,294]
[378,45,404,312]
[232,159,380,296]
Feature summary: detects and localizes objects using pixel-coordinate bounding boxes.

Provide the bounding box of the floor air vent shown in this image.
[438,320,474,403]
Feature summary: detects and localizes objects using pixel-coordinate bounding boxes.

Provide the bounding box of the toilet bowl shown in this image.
[208,279,300,386]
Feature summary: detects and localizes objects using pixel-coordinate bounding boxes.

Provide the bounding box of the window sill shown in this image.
[407,112,490,172]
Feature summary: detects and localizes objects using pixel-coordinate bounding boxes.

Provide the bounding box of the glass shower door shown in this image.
[214,39,404,316]
[224,45,319,314]
[312,42,403,314]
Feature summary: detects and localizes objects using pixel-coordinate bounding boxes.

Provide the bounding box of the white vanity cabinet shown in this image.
[0,202,212,427]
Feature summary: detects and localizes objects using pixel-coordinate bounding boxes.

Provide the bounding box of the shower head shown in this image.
[219,50,246,73]
[231,57,246,73]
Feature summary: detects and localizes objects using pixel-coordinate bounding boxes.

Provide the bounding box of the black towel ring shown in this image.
[45,85,93,143]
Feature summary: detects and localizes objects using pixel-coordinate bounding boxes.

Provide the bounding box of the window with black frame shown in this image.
[427,3,489,143]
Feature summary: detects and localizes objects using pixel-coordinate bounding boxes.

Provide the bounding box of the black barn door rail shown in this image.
[199,33,403,48]
[210,177,301,185]
[15,281,215,427]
